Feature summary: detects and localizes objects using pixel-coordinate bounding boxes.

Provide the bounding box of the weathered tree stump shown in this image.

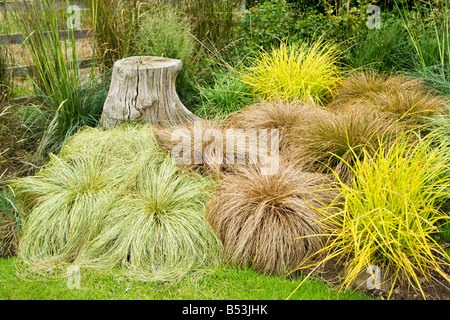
[100,56,199,127]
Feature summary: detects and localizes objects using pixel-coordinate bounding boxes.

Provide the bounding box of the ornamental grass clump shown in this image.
[330,71,448,127]
[240,41,342,103]
[283,106,400,184]
[205,162,339,276]
[299,133,450,299]
[77,156,221,280]
[224,100,327,150]
[0,187,20,258]
[11,124,222,280]
[151,120,273,177]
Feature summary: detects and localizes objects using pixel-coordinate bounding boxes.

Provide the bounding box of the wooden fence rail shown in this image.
[0,28,90,45]
[1,0,92,78]
[6,58,93,77]
[0,0,89,12]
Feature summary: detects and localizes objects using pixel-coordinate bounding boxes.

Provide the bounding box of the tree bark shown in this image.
[100,56,199,128]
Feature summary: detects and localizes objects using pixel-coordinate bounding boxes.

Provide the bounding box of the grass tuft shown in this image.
[11,124,222,280]
[330,71,448,127]
[205,162,339,276]
[298,133,450,299]
[239,40,342,103]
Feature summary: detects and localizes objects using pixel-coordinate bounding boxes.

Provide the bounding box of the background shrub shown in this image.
[132,4,197,106]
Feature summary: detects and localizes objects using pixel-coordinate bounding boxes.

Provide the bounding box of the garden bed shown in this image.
[1,0,450,301]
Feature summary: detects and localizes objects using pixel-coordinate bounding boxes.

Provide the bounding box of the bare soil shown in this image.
[297,257,450,300]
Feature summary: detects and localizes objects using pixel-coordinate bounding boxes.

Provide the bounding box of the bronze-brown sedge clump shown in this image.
[329,71,448,128]
[205,162,340,276]
[151,120,273,178]
[223,100,327,150]
[283,106,401,184]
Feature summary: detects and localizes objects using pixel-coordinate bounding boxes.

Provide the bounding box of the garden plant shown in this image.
[0,0,449,301]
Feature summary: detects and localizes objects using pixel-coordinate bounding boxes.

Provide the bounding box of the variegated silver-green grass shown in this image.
[11,124,222,281]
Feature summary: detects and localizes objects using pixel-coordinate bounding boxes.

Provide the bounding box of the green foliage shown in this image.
[197,71,255,118]
[238,0,299,53]
[132,4,196,106]
[323,0,375,41]
[349,16,413,71]
[0,43,9,102]
[91,0,139,70]
[133,6,194,63]
[20,77,108,165]
[397,0,450,91]
[10,0,107,163]
[179,0,240,50]
[294,10,335,43]
[12,125,222,280]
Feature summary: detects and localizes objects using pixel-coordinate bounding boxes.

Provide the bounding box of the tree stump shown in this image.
[100,56,200,128]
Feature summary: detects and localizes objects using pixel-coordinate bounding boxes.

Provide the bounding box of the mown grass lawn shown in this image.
[0,258,372,300]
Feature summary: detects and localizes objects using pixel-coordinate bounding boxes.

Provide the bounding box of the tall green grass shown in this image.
[10,0,107,161]
[132,3,197,105]
[0,38,9,102]
[398,0,450,93]
[349,17,412,71]
[298,133,450,299]
[12,125,222,280]
[178,0,240,50]
[91,0,139,70]
[197,71,255,118]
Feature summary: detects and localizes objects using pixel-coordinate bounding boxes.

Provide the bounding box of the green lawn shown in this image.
[0,258,372,300]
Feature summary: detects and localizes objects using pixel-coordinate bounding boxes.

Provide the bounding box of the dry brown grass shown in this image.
[223,100,327,150]
[0,211,17,258]
[150,120,273,177]
[205,162,340,276]
[329,71,448,127]
[283,106,401,184]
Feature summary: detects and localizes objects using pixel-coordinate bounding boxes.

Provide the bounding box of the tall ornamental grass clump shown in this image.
[133,4,194,62]
[92,0,139,69]
[397,0,450,94]
[240,41,342,103]
[12,125,222,280]
[132,4,197,104]
[300,133,450,299]
[11,0,107,159]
